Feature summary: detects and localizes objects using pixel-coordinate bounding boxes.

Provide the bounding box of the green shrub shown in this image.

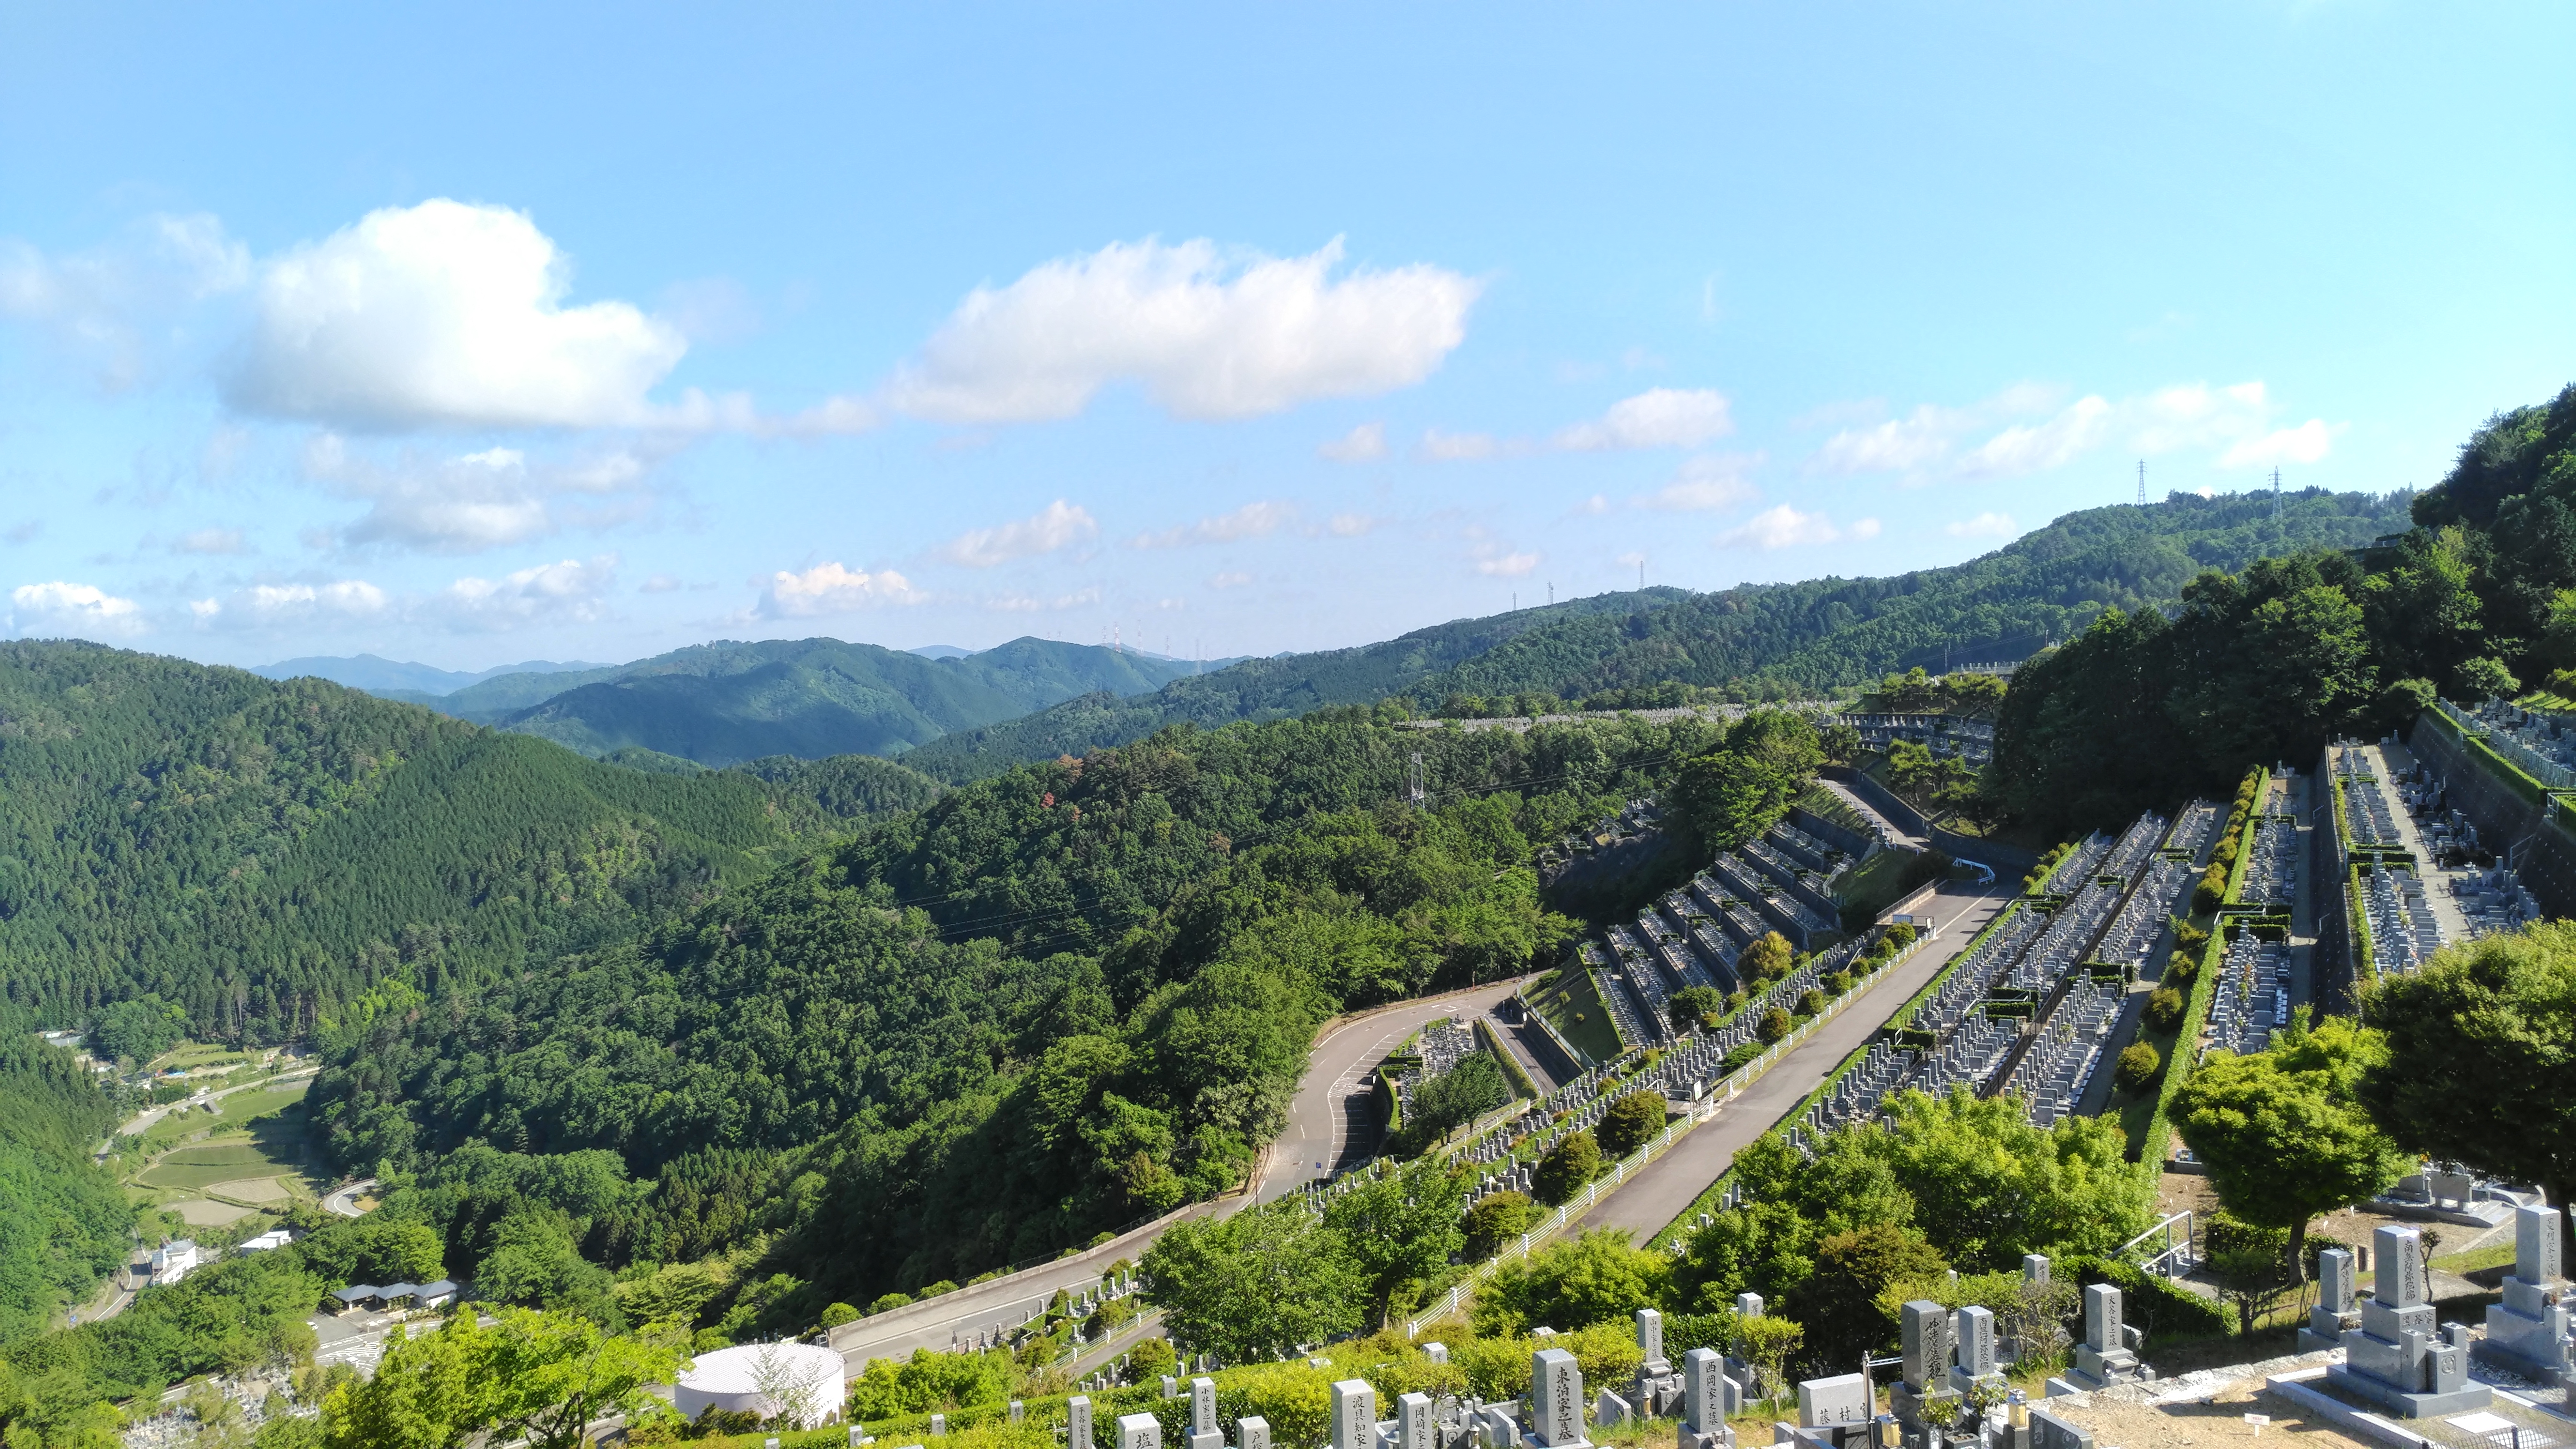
[1533,1132,1602,1205]
[2143,987,2186,1033]
[1795,989,1825,1018]
[1756,1007,1793,1045]
[1596,1091,1666,1158]
[1462,1191,1541,1260]
[2115,1042,2162,1093]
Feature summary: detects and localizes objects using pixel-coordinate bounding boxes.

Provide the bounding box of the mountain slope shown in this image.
[487,636,1217,766]
[904,489,2409,781]
[253,654,609,696]
[0,641,928,1037]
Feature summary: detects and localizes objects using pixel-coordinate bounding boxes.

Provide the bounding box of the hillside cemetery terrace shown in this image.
[2330,740,2543,981]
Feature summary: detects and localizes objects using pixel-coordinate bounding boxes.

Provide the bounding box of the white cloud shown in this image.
[9,581,146,638]
[1209,571,1253,589]
[1325,512,1380,537]
[1554,388,1733,451]
[1319,422,1388,463]
[439,555,620,630]
[759,561,926,618]
[303,434,659,554]
[640,574,685,593]
[1639,453,1761,511]
[224,200,687,430]
[1573,495,1611,516]
[2219,419,2339,469]
[0,214,248,389]
[985,585,1100,613]
[1130,501,1295,549]
[173,527,249,556]
[1420,428,1508,461]
[1946,512,2019,539]
[936,500,1098,568]
[1811,378,2338,485]
[1716,505,1863,550]
[191,578,389,629]
[887,237,1479,423]
[1476,551,1540,578]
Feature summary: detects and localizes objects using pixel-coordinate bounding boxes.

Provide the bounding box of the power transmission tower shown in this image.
[2137,460,2146,506]
[2272,466,2283,522]
[1639,559,1646,590]
[1408,752,1426,811]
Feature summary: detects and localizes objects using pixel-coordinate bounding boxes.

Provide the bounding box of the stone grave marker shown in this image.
[1331,1380,1377,1449]
[1117,1413,1161,1449]
[1399,1392,1434,1449]
[1069,1396,1093,1449]
[1795,1373,1867,1428]
[1236,1419,1270,1449]
[1530,1347,1588,1449]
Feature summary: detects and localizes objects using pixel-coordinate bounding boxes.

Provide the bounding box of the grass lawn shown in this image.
[134,1080,309,1153]
[138,1160,296,1192]
[1529,968,1625,1064]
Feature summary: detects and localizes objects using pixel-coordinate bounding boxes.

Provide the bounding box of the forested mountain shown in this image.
[312,709,1737,1305]
[0,642,933,1036]
[412,636,1222,767]
[905,490,2408,781]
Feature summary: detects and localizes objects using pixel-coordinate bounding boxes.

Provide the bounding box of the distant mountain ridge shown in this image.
[901,488,2412,780]
[472,635,1227,768]
[253,653,610,696]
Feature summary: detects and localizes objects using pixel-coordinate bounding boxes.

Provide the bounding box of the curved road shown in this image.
[828,977,1526,1367]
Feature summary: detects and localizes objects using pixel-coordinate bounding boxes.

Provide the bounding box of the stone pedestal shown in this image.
[2325,1225,2492,1417]
[2475,1205,2572,1381]
[2054,1286,2139,1392]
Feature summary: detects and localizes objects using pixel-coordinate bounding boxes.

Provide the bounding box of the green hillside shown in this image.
[0,642,924,1037]
[902,490,2409,782]
[472,636,1219,765]
[0,1003,128,1347]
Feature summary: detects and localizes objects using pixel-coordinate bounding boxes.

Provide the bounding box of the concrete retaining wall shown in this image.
[2407,713,2576,919]
[1823,765,2042,878]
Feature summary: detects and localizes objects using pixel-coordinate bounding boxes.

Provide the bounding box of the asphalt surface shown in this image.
[1573,880,2015,1242]
[828,977,1528,1369]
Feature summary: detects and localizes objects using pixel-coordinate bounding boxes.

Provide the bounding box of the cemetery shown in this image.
[2330,740,2544,986]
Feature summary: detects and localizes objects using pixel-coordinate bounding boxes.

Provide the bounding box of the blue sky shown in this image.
[2,3,2569,670]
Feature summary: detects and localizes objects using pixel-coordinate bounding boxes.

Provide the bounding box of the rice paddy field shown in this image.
[126,1078,319,1219]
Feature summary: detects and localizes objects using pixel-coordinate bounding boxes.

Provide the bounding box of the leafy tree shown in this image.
[1732,1315,1804,1410]
[2177,1013,2408,1285]
[322,1319,485,1449]
[1668,985,1725,1034]
[1462,1192,1541,1261]
[1139,1200,1363,1364]
[1872,1089,2148,1269]
[2358,924,2576,1258]
[1474,1230,1670,1336]
[1790,1222,1947,1366]
[2203,1213,2292,1337]
[90,996,190,1065]
[1322,1158,1468,1327]
[1595,1091,1665,1159]
[1741,933,1793,986]
[1754,1008,1792,1045]
[2456,656,2521,701]
[1393,1052,1510,1157]
[1532,1132,1602,1206]
[474,1310,686,1449]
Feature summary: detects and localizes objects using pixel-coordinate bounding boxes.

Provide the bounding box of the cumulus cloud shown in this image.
[759,562,927,618]
[173,527,249,556]
[1639,454,1761,511]
[2219,419,2340,468]
[1319,422,1388,463]
[190,579,389,629]
[10,581,146,638]
[1326,512,1380,537]
[887,237,1480,423]
[224,200,688,430]
[303,434,659,554]
[0,214,249,389]
[1475,551,1540,577]
[1420,429,1509,461]
[1811,379,2335,484]
[1554,388,1733,451]
[1946,512,2020,539]
[1129,501,1295,549]
[936,500,1098,568]
[438,555,621,630]
[1717,505,1878,550]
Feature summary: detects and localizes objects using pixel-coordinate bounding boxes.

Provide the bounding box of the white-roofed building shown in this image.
[674,1342,847,1427]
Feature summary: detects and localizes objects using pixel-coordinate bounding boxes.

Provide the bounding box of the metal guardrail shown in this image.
[2116,1210,2196,1277]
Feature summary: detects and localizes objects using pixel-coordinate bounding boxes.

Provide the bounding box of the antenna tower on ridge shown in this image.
[1407,752,1426,811]
[2137,460,2146,506]
[2272,466,2282,521]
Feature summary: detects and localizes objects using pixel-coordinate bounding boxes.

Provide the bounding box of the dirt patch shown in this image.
[2055,1383,2371,1448]
[172,1198,258,1227]
[2160,1170,2222,1220]
[208,1176,293,1203]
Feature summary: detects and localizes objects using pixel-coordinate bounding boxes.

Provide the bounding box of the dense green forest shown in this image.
[311,710,1740,1309]
[0,1005,128,1349]
[0,643,934,1037]
[1991,384,2575,837]
[905,491,2406,781]
[380,636,1220,766]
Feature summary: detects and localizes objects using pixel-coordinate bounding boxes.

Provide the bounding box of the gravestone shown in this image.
[1795,1372,1868,1446]
[1399,1392,1434,1449]
[1723,1294,1764,1408]
[2022,1254,2049,1285]
[2300,1249,2359,1353]
[2326,1224,2491,1416]
[1237,1419,1271,1449]
[1633,1308,1679,1415]
[1526,1348,1589,1449]
[1478,1403,1520,1449]
[1069,1397,1094,1449]
[1948,1304,2001,1397]
[1679,1347,1738,1449]
[1012,1403,1026,1425]
[2053,1284,2138,1393]
[1331,1380,1377,1449]
[1117,1414,1161,1449]
[1163,1377,1181,1401]
[1189,1378,1223,1449]
[930,1416,946,1437]
[1425,1343,1450,1365]
[2476,1204,2572,1380]
[2026,1407,2093,1449]
[1891,1300,1959,1429]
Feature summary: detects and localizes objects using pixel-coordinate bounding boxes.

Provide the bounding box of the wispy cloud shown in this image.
[935,500,1098,568]
[1717,506,1879,550]
[1318,422,1388,463]
[1129,501,1295,549]
[1945,512,2019,540]
[1809,379,2338,484]
[1637,453,1761,511]
[1553,388,1733,451]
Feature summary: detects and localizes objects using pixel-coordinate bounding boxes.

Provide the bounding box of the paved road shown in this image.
[1574,881,2014,1242]
[324,1178,379,1218]
[829,977,1529,1369]
[114,1066,317,1139]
